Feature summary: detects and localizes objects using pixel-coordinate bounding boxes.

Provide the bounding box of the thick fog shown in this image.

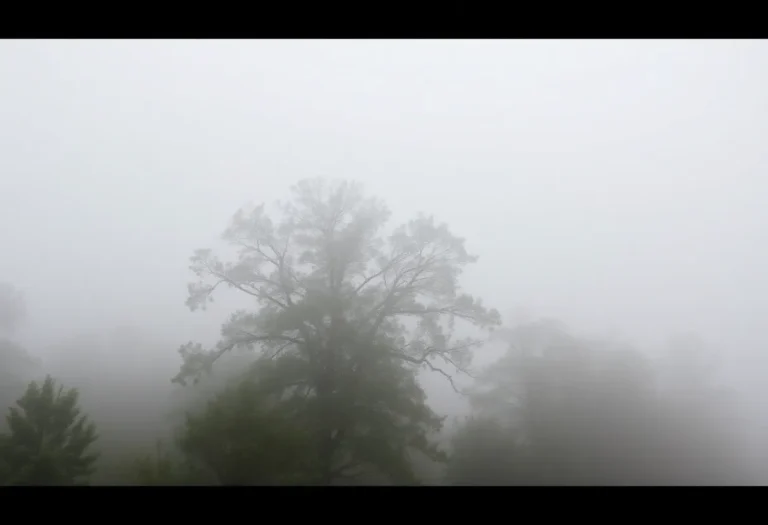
[0,40,766,485]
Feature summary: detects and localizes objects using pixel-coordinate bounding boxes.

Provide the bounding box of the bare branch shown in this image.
[202,261,289,310]
[363,260,430,339]
[353,251,409,295]
[233,330,304,347]
[387,343,478,395]
[236,240,281,267]
[394,307,473,318]
[267,340,293,360]
[205,279,227,297]
[440,352,476,379]
[419,358,463,395]
[353,267,389,295]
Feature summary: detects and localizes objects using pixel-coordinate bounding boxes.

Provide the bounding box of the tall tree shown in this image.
[0,376,99,485]
[174,179,500,484]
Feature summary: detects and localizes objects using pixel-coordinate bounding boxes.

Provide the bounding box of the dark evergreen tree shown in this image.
[0,375,99,485]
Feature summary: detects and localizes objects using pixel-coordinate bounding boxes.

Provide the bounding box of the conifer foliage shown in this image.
[0,375,99,485]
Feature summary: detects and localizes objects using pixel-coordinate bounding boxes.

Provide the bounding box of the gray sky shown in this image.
[0,40,766,406]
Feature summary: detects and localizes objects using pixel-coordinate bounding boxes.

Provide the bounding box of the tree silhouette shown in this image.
[174,179,499,484]
[0,376,99,485]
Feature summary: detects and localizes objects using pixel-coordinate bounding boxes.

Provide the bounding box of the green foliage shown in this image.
[0,376,99,485]
[174,179,498,484]
[178,370,316,485]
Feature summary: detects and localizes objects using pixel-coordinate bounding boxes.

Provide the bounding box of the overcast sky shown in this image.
[0,41,766,410]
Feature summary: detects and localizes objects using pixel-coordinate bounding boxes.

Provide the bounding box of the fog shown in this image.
[0,40,766,485]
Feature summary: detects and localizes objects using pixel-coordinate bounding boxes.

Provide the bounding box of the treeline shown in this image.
[0,179,755,485]
[448,321,750,485]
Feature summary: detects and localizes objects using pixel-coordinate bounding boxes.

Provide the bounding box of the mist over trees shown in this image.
[0,179,759,485]
[0,283,39,431]
[446,320,751,485]
[0,283,25,337]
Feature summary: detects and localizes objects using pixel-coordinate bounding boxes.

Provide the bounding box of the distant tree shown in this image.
[655,334,750,484]
[174,179,500,484]
[446,416,526,485]
[449,320,752,485]
[0,282,26,337]
[0,376,99,485]
[451,320,664,485]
